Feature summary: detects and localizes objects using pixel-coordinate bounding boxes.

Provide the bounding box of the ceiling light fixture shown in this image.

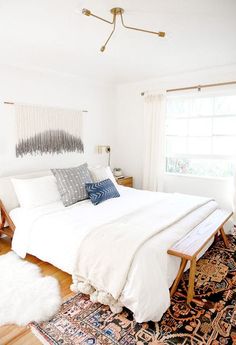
[82,7,166,52]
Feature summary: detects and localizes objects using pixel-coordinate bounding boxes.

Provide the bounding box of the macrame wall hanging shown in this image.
[15,104,84,157]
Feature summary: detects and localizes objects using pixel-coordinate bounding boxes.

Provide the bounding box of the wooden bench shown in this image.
[168,209,232,303]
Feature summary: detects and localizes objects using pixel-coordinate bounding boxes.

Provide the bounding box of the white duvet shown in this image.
[11,187,217,322]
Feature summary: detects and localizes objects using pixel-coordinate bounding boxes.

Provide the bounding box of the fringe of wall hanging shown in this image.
[15,104,84,157]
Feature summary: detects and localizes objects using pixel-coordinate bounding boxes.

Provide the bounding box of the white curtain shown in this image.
[142,93,166,191]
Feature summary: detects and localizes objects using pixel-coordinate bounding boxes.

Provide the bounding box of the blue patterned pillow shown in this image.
[85,179,120,205]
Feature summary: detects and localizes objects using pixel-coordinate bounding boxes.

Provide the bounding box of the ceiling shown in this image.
[0,0,235,84]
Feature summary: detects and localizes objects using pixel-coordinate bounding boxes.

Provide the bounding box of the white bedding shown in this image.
[10,187,218,322]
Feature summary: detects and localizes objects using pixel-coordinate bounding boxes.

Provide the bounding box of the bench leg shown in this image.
[170,258,187,297]
[214,231,219,243]
[219,226,229,248]
[187,257,196,303]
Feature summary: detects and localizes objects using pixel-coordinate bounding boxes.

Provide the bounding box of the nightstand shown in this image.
[116,176,133,188]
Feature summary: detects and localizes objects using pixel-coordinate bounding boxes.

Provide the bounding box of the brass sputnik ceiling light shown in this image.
[82,7,166,52]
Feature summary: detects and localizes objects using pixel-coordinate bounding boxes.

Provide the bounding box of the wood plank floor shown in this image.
[0,237,73,345]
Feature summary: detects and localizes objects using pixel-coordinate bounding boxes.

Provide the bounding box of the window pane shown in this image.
[192,97,214,116]
[166,137,187,155]
[215,95,236,115]
[213,117,236,135]
[188,137,212,154]
[167,98,192,118]
[166,119,188,135]
[166,157,234,177]
[188,118,212,136]
[212,136,236,155]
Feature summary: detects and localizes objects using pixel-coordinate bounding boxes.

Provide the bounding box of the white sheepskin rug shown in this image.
[0,251,61,326]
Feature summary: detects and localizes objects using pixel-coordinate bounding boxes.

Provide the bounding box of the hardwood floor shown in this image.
[0,237,73,345]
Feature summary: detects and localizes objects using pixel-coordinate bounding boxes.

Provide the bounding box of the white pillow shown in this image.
[11,175,61,208]
[89,166,119,187]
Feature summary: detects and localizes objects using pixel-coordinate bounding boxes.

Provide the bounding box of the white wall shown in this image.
[1,63,236,210]
[113,65,236,209]
[0,65,115,176]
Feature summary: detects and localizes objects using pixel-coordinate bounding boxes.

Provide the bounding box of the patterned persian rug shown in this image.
[31,236,236,345]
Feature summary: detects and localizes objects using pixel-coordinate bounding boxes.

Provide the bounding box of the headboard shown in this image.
[0,170,52,212]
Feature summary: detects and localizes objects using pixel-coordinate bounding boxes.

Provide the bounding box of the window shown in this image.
[165,91,236,177]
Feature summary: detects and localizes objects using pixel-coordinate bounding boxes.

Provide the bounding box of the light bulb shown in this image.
[82,8,91,16]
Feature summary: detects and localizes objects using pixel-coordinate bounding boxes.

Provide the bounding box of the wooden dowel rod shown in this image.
[141,80,236,96]
[3,102,88,112]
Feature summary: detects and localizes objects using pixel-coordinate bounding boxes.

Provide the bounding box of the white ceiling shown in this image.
[0,0,235,84]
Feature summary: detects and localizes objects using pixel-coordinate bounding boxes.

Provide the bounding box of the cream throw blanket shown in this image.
[73,193,212,306]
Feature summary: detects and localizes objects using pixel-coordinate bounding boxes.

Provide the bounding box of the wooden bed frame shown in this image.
[0,198,233,304]
[0,199,15,239]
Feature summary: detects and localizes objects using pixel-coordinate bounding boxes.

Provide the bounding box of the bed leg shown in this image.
[0,207,6,227]
[0,207,5,238]
[170,258,187,297]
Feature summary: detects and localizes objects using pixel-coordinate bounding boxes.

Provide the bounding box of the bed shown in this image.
[0,170,221,322]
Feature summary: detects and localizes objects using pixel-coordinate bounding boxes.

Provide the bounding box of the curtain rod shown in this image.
[141,80,236,96]
[3,101,88,113]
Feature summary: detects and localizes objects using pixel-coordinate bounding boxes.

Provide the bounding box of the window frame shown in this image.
[165,89,236,179]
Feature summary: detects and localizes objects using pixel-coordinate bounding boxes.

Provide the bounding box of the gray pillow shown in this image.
[51,163,93,206]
